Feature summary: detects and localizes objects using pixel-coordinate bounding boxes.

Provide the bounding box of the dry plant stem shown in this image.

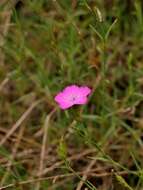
[1,148,95,171]
[49,178,72,190]
[0,78,9,92]
[0,149,36,164]
[2,159,34,168]
[39,115,51,175]
[93,73,102,91]
[76,159,96,190]
[0,127,41,148]
[36,108,57,190]
[0,126,25,186]
[0,170,128,190]
[0,99,42,146]
[0,0,16,66]
[72,0,77,9]
[75,137,115,190]
[76,120,113,189]
[37,148,96,176]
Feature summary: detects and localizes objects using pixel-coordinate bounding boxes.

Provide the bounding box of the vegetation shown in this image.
[0,0,143,189]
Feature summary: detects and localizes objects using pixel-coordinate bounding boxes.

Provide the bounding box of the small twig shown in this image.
[0,125,25,186]
[39,108,57,174]
[49,178,71,190]
[0,127,41,148]
[0,77,9,91]
[0,170,129,190]
[76,160,96,190]
[0,99,42,146]
[36,148,96,176]
[36,108,56,189]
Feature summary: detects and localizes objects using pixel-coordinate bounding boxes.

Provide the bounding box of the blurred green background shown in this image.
[0,0,143,189]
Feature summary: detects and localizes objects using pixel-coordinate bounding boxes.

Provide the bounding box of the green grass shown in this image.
[0,0,143,189]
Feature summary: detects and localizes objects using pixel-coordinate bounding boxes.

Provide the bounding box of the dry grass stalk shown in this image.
[0,99,42,146]
[36,108,57,190]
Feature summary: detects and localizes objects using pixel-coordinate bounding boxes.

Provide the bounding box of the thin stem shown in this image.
[100,38,107,113]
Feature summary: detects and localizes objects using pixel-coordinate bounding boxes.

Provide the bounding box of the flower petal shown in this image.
[79,86,91,96]
[75,96,88,105]
[59,101,74,110]
[63,85,79,95]
[54,92,64,103]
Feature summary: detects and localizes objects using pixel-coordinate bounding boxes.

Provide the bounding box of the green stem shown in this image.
[102,38,106,78]
[101,38,106,113]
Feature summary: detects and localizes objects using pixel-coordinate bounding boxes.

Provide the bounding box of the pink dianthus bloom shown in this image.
[54,85,91,110]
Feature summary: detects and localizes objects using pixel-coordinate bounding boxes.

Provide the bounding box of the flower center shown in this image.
[71,96,76,102]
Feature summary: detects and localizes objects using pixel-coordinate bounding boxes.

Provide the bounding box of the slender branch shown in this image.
[0,99,42,146]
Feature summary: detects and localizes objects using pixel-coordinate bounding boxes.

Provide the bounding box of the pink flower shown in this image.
[54,85,91,110]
